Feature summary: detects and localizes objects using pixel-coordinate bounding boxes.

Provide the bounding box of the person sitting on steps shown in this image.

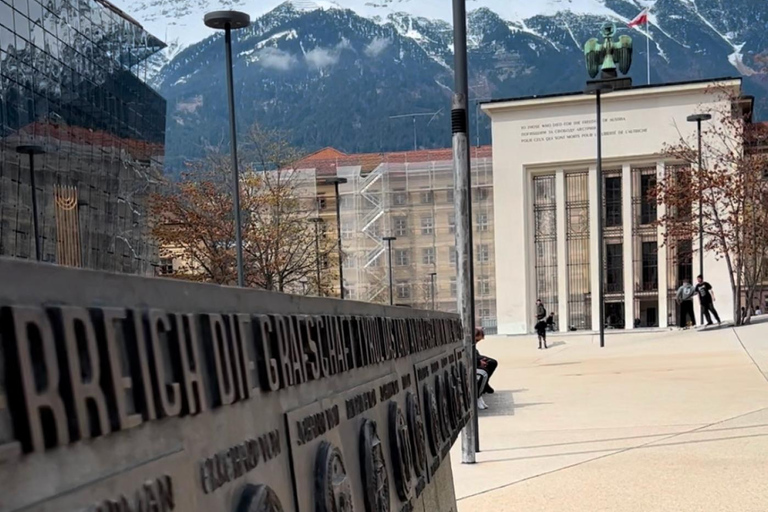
[475,327,497,411]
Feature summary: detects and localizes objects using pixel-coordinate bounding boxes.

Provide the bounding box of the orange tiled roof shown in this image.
[297,146,493,177]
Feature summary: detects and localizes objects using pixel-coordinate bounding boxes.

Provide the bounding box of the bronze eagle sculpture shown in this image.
[584,22,633,79]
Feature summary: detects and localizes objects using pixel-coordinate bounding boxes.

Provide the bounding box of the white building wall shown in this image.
[484,79,741,335]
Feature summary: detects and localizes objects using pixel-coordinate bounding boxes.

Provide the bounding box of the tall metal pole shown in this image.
[384,237,396,305]
[596,89,606,348]
[205,11,249,286]
[224,25,245,287]
[413,116,417,152]
[697,119,704,279]
[28,153,41,262]
[311,218,322,295]
[333,180,346,299]
[453,0,478,462]
[17,145,45,262]
[430,272,437,310]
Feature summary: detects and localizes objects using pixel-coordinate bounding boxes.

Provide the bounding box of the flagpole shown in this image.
[646,12,651,85]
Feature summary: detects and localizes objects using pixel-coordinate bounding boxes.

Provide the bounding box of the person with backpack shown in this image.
[676,279,696,329]
[695,275,721,326]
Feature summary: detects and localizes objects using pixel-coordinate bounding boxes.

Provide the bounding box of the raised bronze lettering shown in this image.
[173,314,208,415]
[99,308,143,431]
[58,306,110,440]
[148,310,182,418]
[253,315,280,391]
[4,306,70,451]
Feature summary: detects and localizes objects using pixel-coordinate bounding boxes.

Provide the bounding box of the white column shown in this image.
[589,165,601,331]
[657,162,669,328]
[555,169,569,332]
[622,163,635,329]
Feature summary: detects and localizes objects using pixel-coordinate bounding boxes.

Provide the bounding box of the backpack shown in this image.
[680,284,695,301]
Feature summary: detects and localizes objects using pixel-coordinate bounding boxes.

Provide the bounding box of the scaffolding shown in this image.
[304,147,497,330]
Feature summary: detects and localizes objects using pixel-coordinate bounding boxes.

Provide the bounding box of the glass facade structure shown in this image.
[0,0,166,274]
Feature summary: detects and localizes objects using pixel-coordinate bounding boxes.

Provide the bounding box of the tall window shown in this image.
[476,213,489,232]
[640,174,657,225]
[448,213,456,234]
[641,242,658,291]
[478,277,491,296]
[566,172,591,330]
[605,176,622,227]
[397,282,411,299]
[450,277,457,297]
[422,247,435,265]
[317,196,328,210]
[533,175,558,317]
[421,216,434,235]
[421,190,434,204]
[477,244,490,263]
[447,190,454,203]
[475,187,490,201]
[449,249,457,267]
[394,216,408,237]
[393,190,407,206]
[606,243,623,293]
[395,249,410,266]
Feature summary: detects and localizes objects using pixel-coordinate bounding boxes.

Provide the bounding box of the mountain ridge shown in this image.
[140,0,768,172]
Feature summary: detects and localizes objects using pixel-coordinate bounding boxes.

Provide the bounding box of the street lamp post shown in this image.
[310,218,323,295]
[300,277,308,295]
[383,236,397,305]
[16,145,46,261]
[687,113,712,324]
[322,177,349,298]
[204,10,250,287]
[585,80,621,348]
[429,272,437,310]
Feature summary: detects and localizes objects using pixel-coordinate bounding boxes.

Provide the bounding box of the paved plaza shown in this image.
[451,320,768,511]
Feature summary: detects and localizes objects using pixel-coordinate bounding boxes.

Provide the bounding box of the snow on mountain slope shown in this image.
[113,0,643,48]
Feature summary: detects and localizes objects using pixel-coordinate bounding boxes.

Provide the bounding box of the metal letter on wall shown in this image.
[54,184,82,267]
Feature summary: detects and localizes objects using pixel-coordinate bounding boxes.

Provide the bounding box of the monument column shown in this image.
[556,169,569,332]
[589,165,601,331]
[622,163,635,329]
[657,162,669,328]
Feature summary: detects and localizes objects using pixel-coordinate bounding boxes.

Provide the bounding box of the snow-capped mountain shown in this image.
[114,0,630,49]
[133,0,768,172]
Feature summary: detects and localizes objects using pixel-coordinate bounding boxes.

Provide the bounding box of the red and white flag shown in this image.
[628,8,649,27]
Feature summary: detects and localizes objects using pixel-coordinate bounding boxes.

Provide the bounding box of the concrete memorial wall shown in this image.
[0,259,469,512]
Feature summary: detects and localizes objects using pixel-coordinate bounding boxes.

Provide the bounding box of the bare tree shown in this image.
[151,124,338,294]
[655,87,768,325]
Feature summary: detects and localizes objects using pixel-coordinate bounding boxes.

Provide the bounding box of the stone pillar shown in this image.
[589,165,601,332]
[622,163,635,329]
[556,169,569,332]
[657,162,669,328]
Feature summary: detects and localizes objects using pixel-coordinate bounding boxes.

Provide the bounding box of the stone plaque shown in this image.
[0,259,467,512]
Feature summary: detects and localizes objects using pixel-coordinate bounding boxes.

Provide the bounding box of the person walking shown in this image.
[676,279,696,329]
[695,275,721,326]
[475,327,497,410]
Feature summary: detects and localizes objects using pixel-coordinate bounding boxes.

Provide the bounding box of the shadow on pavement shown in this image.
[480,389,552,417]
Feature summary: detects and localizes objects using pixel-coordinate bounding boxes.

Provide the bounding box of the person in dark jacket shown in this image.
[475,327,497,410]
[676,279,696,329]
[536,299,547,321]
[695,275,721,326]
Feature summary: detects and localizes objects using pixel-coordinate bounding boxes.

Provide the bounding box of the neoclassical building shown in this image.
[483,78,745,335]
